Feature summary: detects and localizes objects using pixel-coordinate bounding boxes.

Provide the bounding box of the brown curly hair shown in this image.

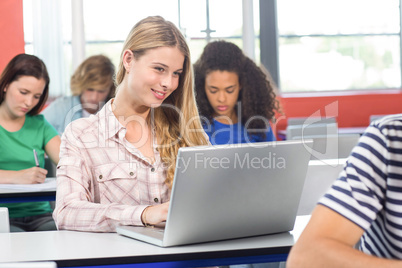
[194,40,280,140]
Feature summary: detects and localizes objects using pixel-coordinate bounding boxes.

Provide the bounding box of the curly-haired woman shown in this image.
[194,40,280,145]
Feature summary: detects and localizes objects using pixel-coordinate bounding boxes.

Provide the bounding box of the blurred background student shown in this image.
[0,54,60,232]
[42,54,115,134]
[194,40,281,145]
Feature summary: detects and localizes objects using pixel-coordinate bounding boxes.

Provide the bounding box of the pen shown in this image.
[33,149,39,167]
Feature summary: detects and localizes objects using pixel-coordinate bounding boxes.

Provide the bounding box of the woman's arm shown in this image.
[287,205,402,268]
[53,131,165,232]
[45,135,61,165]
[0,168,47,184]
[0,123,59,184]
[141,202,169,226]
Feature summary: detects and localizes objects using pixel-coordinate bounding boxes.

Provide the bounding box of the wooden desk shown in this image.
[0,178,56,203]
[0,216,310,267]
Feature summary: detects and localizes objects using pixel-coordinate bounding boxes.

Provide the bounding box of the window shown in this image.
[261,0,401,92]
[23,0,72,97]
[24,0,402,96]
[23,0,259,97]
[83,0,259,67]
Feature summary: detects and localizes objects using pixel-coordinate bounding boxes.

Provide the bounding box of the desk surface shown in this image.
[0,178,56,203]
[0,216,310,267]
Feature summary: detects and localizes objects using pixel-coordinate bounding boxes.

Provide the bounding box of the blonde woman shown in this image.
[42,55,115,134]
[53,16,209,232]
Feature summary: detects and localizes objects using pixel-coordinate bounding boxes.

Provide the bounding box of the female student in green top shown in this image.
[0,54,61,232]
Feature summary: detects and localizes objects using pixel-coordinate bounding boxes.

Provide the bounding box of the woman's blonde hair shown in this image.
[71,55,116,100]
[116,16,209,187]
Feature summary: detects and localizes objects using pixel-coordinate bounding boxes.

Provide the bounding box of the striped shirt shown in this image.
[319,114,402,259]
[53,100,170,232]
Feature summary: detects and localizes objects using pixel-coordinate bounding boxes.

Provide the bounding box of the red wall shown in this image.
[0,0,24,72]
[274,89,402,137]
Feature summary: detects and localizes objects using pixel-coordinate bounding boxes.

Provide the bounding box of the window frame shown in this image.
[260,0,402,94]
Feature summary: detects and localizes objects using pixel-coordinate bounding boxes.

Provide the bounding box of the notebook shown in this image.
[116,140,312,247]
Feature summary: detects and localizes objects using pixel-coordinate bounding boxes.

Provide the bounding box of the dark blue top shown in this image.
[203,119,276,145]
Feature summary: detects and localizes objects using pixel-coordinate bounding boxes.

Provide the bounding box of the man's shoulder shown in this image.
[370,114,402,137]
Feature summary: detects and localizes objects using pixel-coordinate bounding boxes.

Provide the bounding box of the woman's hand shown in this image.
[16,167,48,184]
[141,202,170,226]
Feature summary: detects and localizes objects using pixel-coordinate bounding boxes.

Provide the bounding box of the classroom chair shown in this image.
[287,116,337,126]
[44,157,56,209]
[44,156,56,178]
[286,122,338,141]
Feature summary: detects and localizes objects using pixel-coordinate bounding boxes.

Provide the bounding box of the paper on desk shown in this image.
[0,177,56,191]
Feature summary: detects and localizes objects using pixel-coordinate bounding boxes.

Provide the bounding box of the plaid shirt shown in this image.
[53,100,170,232]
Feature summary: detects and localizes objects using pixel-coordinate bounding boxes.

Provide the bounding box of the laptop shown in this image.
[116,140,312,247]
